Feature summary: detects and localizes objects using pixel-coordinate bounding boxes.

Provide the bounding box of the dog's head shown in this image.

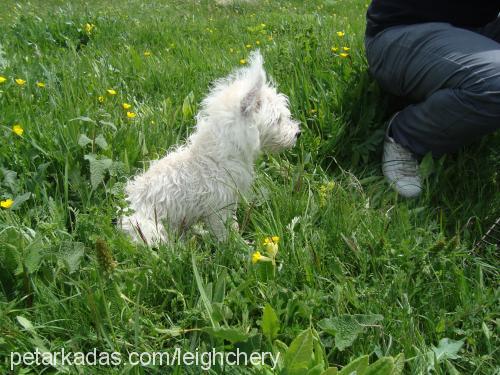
[198,51,301,156]
[239,51,301,153]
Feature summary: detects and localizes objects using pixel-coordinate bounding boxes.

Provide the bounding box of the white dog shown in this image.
[119,51,300,245]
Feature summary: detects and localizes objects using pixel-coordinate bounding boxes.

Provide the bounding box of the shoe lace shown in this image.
[385,143,420,177]
[399,159,419,177]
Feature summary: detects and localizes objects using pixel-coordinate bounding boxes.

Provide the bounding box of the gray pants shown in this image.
[365,19,500,157]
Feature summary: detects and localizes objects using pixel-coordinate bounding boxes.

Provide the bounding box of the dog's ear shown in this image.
[241,51,266,116]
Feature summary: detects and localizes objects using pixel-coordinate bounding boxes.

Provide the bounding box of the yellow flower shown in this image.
[343,46,350,51]
[107,89,117,95]
[263,236,280,245]
[122,103,132,110]
[12,124,23,136]
[331,47,339,52]
[265,242,279,258]
[256,40,261,45]
[15,78,26,86]
[126,111,136,118]
[339,53,349,58]
[252,251,262,264]
[319,181,336,207]
[0,199,14,209]
[336,31,345,37]
[246,44,252,48]
[0,76,7,84]
[98,95,105,103]
[36,81,45,88]
[239,59,247,65]
[144,51,152,57]
[84,23,95,34]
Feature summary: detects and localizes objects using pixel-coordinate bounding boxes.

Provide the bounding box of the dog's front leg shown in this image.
[205,208,235,242]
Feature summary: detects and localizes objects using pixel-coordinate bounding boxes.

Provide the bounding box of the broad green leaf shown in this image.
[444,360,461,375]
[313,334,326,369]
[392,353,405,375]
[202,327,249,343]
[24,245,42,274]
[100,120,117,131]
[284,329,313,370]
[78,134,92,147]
[70,116,96,124]
[427,337,464,371]
[321,368,338,375]
[12,192,31,209]
[319,314,383,351]
[182,91,195,119]
[287,367,309,375]
[419,152,434,179]
[61,242,84,274]
[262,304,280,341]
[307,363,325,375]
[84,154,113,189]
[94,134,108,150]
[213,269,226,303]
[1,168,18,190]
[338,355,369,375]
[365,357,394,375]
[154,327,184,337]
[17,316,35,332]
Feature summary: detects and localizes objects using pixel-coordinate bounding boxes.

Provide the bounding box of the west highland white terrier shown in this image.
[119,51,300,245]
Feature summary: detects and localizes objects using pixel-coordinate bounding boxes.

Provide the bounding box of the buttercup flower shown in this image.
[12,124,23,136]
[0,76,7,84]
[36,81,45,88]
[144,51,152,57]
[98,95,105,103]
[15,78,26,86]
[343,46,350,51]
[339,53,349,58]
[239,59,247,65]
[256,40,261,45]
[336,31,345,37]
[126,111,136,118]
[246,44,252,49]
[84,23,95,34]
[0,199,14,209]
[122,103,132,110]
[107,89,117,95]
[331,47,339,52]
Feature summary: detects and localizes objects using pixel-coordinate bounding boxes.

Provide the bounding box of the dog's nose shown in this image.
[296,130,302,139]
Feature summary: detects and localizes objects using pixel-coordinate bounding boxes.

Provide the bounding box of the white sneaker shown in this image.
[382,116,422,198]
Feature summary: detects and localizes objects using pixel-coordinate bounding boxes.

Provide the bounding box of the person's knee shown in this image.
[467,63,500,125]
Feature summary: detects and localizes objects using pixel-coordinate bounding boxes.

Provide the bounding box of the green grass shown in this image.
[0,0,498,373]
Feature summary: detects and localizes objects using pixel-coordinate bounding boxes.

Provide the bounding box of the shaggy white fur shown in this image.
[119,51,300,245]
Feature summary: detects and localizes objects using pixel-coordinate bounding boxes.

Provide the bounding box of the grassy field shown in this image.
[0,0,499,373]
